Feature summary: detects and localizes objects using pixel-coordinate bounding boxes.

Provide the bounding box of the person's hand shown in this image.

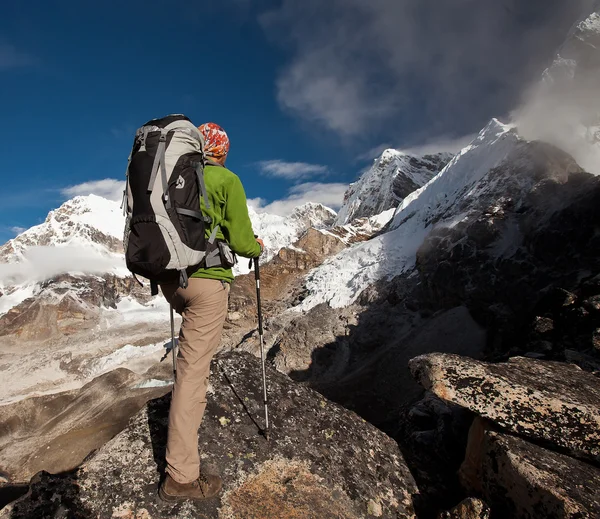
[256,238,265,253]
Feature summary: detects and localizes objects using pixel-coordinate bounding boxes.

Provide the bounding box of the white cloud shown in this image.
[252,182,347,216]
[355,143,393,162]
[247,197,266,210]
[512,10,600,175]
[0,246,123,285]
[10,226,26,235]
[0,44,34,70]
[257,160,328,180]
[355,134,476,162]
[260,0,590,140]
[399,134,479,157]
[61,179,125,202]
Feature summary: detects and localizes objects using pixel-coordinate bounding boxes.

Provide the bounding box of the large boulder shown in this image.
[461,420,600,518]
[409,353,600,461]
[3,351,418,518]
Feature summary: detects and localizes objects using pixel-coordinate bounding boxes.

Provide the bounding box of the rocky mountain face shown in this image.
[335,150,452,226]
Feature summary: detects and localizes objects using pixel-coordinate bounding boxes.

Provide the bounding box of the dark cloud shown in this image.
[260,0,595,146]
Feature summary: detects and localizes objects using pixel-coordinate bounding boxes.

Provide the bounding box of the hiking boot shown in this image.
[159,472,222,502]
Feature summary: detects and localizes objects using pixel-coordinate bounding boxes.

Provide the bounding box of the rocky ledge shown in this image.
[410,353,600,518]
[410,353,600,461]
[3,351,418,519]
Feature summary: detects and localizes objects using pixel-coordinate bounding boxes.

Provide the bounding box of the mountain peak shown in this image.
[1,195,124,265]
[334,149,453,226]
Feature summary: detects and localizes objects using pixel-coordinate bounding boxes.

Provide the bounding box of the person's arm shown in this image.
[223,175,262,258]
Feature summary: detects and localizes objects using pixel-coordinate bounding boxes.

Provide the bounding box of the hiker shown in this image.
[158,122,264,502]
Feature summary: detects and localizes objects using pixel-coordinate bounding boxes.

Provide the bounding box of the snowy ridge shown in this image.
[0,194,336,315]
[298,120,517,310]
[0,195,124,264]
[234,202,336,275]
[335,151,451,226]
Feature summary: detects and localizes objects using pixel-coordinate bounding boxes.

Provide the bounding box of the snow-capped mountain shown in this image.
[334,151,452,226]
[0,196,128,314]
[300,120,518,309]
[236,202,336,274]
[0,195,124,264]
[515,8,600,174]
[0,195,337,316]
[298,6,600,311]
[0,194,337,403]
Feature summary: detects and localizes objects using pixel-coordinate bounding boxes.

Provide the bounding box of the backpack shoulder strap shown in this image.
[194,162,211,211]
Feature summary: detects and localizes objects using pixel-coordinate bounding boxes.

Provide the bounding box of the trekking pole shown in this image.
[253,256,270,440]
[170,304,177,381]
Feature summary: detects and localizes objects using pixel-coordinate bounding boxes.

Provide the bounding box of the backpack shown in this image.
[122,114,223,294]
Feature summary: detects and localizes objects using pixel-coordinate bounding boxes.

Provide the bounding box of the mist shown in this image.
[513,9,600,174]
[0,246,124,286]
[261,0,593,148]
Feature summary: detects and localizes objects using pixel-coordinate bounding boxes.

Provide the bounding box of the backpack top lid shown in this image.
[138,114,203,143]
[143,114,191,128]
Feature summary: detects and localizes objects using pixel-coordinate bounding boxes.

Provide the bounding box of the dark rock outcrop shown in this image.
[409,353,600,461]
[461,420,600,518]
[414,142,600,357]
[3,352,418,518]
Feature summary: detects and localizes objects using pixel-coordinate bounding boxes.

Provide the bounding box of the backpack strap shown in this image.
[175,207,212,225]
[204,225,223,268]
[179,269,189,289]
[147,129,172,208]
[194,162,211,211]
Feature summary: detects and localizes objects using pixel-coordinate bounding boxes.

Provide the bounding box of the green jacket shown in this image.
[191,164,261,283]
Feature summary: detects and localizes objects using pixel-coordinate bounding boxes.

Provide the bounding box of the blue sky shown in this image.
[0,0,587,243]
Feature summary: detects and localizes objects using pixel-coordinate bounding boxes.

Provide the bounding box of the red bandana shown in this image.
[198,122,230,158]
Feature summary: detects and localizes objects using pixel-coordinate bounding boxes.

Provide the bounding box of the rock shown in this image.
[532,316,554,334]
[402,393,474,516]
[582,295,600,313]
[437,497,491,519]
[409,353,600,461]
[593,328,600,352]
[3,352,418,518]
[461,421,600,518]
[563,349,600,372]
[415,143,600,352]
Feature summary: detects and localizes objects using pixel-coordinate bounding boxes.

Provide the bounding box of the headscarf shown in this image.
[198,122,230,158]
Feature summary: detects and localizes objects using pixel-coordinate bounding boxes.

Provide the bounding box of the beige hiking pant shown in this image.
[161,278,230,484]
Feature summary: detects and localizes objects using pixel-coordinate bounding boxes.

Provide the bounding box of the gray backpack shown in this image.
[122,114,225,294]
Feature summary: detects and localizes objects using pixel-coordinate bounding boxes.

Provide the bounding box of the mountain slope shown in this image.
[235,202,336,274]
[0,195,124,263]
[334,151,452,226]
[300,119,517,309]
